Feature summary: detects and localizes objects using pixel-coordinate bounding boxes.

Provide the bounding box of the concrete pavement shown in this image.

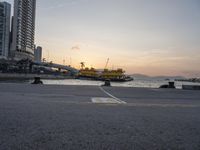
[0,83,200,150]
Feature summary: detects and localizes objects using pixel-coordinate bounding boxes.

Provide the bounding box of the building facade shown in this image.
[11,0,36,60]
[0,2,11,59]
[34,46,42,62]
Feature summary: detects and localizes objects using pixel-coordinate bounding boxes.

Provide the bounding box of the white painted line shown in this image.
[99,87,127,104]
[92,97,123,104]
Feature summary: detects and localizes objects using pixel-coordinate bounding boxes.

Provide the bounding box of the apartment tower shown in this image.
[0,2,11,59]
[34,46,42,62]
[11,0,36,60]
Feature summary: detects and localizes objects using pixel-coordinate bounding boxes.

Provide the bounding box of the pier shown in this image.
[0,83,200,149]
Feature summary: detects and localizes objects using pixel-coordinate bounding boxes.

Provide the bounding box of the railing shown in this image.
[33,61,79,75]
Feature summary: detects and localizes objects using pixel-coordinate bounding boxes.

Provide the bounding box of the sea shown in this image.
[42,77,200,89]
[1,76,199,89]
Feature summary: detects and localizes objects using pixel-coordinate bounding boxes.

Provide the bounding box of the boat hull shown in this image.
[76,76,134,82]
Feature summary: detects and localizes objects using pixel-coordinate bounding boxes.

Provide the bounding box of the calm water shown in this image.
[1,77,199,89]
[42,78,200,89]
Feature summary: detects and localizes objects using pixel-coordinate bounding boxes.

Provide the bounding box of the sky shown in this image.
[3,0,200,77]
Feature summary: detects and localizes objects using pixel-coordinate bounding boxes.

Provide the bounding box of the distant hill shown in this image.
[130,74,150,79]
[131,74,185,80]
[152,76,186,80]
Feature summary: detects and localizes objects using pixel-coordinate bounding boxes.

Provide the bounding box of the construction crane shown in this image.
[104,58,110,70]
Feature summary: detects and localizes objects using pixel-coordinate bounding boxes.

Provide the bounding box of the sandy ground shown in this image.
[0,83,200,150]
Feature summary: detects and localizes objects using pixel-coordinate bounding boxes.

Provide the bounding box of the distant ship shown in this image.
[76,68,134,82]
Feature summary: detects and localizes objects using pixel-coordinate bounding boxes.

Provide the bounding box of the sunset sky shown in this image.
[5,0,200,77]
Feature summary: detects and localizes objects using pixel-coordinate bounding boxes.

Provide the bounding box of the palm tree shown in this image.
[80,62,85,70]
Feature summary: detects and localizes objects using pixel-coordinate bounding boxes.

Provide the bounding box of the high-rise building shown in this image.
[34,46,42,62]
[0,2,11,59]
[11,0,36,60]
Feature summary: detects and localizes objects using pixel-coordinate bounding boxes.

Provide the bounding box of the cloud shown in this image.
[71,45,80,51]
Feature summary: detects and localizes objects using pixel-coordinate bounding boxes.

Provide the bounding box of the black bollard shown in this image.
[32,77,43,84]
[160,82,175,89]
[159,84,169,88]
[103,79,111,87]
[168,82,175,88]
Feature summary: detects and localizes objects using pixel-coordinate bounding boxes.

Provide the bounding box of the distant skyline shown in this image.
[4,0,200,77]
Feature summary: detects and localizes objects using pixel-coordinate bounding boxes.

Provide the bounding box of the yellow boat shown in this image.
[78,67,99,79]
[77,68,133,82]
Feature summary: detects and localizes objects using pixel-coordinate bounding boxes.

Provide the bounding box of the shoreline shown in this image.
[0,82,191,91]
[1,74,200,90]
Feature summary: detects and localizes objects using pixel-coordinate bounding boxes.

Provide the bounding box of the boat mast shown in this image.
[104,58,110,70]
